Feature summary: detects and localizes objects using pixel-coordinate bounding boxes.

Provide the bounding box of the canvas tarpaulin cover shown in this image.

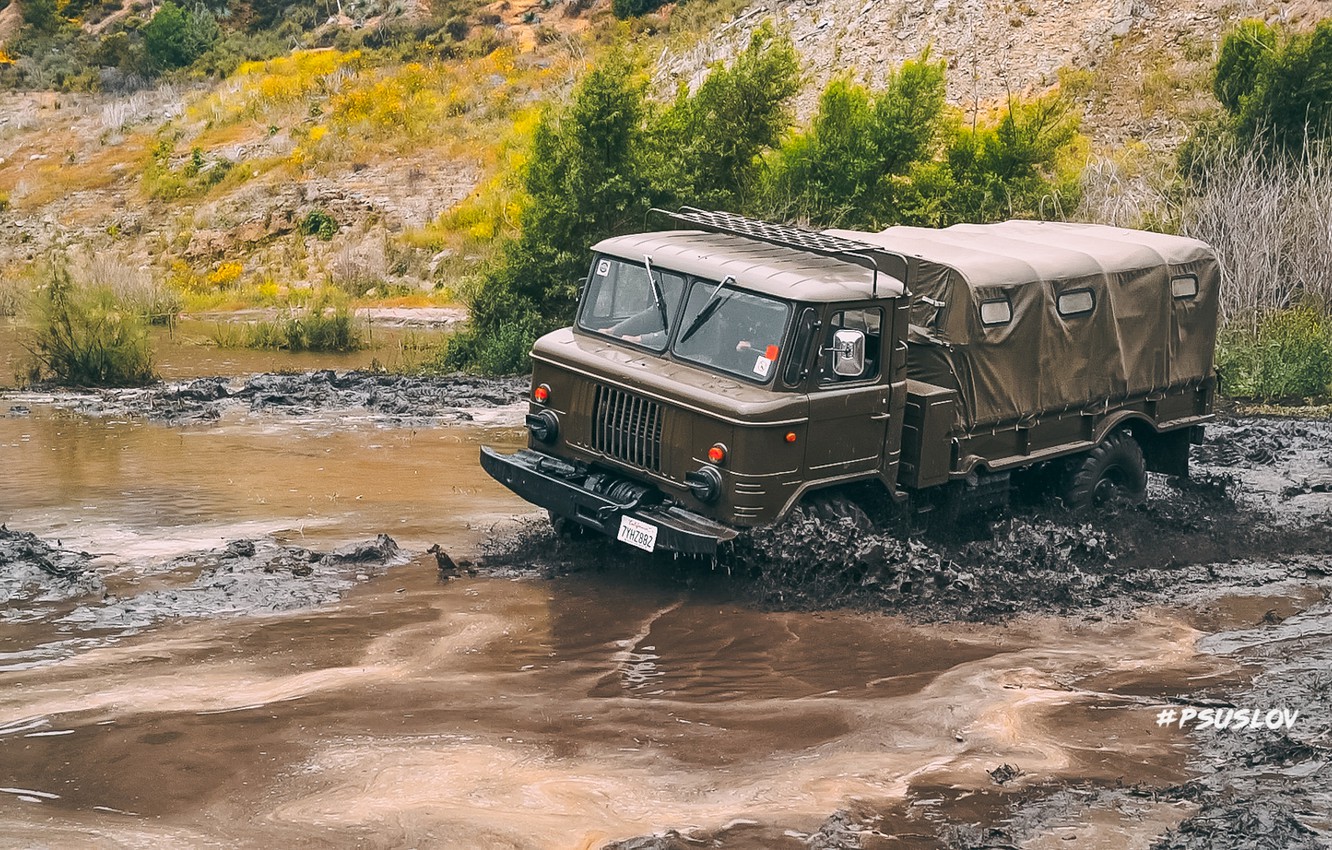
[827,221,1220,430]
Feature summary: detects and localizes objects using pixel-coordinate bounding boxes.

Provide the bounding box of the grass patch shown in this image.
[1217,305,1332,402]
[208,301,366,352]
[20,261,157,388]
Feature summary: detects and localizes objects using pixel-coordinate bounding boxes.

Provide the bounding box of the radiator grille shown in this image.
[592,385,663,472]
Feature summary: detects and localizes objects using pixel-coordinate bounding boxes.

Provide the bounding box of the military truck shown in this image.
[481,208,1220,555]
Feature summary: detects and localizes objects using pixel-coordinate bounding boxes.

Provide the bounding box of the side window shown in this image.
[784,307,819,386]
[979,298,1012,326]
[819,307,883,385]
[1171,275,1199,299]
[1056,289,1095,317]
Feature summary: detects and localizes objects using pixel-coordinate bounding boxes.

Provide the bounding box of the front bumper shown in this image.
[480,447,739,556]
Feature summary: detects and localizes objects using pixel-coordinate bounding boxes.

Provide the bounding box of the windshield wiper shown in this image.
[679,275,736,344]
[643,254,670,334]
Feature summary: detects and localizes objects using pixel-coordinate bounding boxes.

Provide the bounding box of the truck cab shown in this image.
[481,210,912,554]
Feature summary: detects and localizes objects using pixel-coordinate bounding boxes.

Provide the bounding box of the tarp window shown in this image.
[1171,275,1199,299]
[1057,289,1095,316]
[979,298,1012,326]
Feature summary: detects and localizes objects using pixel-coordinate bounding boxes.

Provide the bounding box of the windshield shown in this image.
[672,281,791,382]
[577,256,686,351]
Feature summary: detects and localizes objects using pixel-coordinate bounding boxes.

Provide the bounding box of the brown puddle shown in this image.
[0,556,1236,848]
[0,402,528,558]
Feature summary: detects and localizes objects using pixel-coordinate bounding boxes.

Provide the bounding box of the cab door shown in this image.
[803,305,891,477]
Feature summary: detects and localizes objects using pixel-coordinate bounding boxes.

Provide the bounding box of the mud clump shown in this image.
[23,370,527,424]
[0,526,103,612]
[723,491,1210,621]
[1194,418,1332,468]
[60,534,406,630]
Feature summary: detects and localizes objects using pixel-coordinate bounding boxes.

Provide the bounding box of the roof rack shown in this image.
[649,207,909,298]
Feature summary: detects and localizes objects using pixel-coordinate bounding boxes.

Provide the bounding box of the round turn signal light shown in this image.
[706,444,727,465]
[533,383,550,404]
[785,432,798,443]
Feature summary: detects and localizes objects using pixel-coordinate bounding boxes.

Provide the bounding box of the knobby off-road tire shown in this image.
[1063,430,1148,509]
[798,491,873,532]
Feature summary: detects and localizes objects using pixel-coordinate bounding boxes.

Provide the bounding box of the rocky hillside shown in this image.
[0,0,1327,311]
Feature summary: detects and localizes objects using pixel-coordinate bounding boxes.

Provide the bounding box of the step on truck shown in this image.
[481,208,1220,555]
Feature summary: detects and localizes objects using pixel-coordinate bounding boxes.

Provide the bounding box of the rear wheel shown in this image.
[1063,431,1148,509]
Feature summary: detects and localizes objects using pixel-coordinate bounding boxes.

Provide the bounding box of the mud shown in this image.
[60,533,406,630]
[717,414,1332,622]
[3,529,408,670]
[16,369,527,425]
[0,526,103,612]
[933,596,1332,850]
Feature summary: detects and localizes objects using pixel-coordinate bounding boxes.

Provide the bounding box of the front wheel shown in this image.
[797,491,873,531]
[1062,431,1148,509]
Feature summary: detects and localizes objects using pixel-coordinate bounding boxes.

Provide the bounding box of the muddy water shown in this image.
[0,317,442,384]
[0,565,1234,849]
[0,402,526,558]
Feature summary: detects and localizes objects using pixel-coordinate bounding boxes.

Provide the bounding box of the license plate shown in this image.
[616,516,658,552]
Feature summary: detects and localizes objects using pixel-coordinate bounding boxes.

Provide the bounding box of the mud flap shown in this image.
[1140,427,1192,477]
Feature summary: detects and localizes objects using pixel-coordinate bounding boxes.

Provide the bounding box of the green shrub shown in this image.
[20,0,61,35]
[761,52,946,227]
[655,23,800,211]
[1213,19,1277,113]
[143,1,219,71]
[435,314,539,375]
[611,0,666,19]
[23,263,157,387]
[1217,305,1332,400]
[210,302,365,352]
[1209,19,1332,155]
[460,52,653,374]
[930,90,1084,224]
[300,209,339,241]
[453,30,803,373]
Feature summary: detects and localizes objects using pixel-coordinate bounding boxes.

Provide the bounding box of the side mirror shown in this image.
[831,328,866,377]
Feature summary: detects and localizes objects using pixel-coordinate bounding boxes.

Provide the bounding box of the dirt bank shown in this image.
[11,370,528,425]
[0,527,103,616]
[2,531,409,669]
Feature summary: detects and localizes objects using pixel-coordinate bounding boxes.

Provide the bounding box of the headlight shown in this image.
[526,410,559,443]
[685,466,723,503]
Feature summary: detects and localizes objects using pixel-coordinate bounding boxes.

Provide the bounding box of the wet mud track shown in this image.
[1,376,1330,849]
